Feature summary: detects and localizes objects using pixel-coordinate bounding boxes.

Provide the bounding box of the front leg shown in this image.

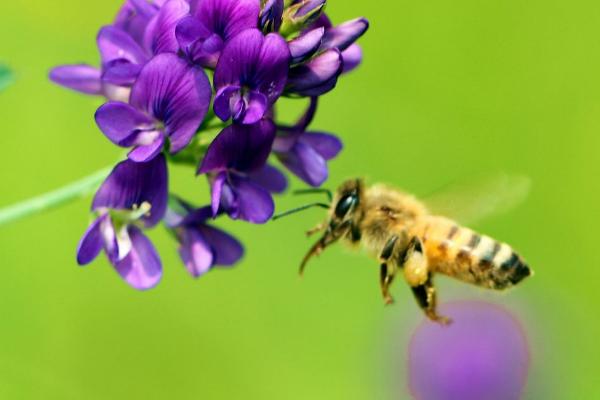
[379,235,399,305]
[402,237,452,325]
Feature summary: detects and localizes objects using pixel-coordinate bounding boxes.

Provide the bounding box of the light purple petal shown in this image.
[197,225,244,266]
[95,102,155,146]
[92,155,168,227]
[210,171,227,217]
[242,91,268,124]
[114,225,162,290]
[130,53,212,153]
[101,59,143,86]
[321,17,369,52]
[229,175,275,223]
[299,132,342,160]
[76,215,106,265]
[144,0,190,54]
[248,164,288,193]
[277,140,328,187]
[114,0,160,44]
[49,65,102,95]
[341,44,362,74]
[97,26,148,65]
[198,120,276,174]
[289,27,325,64]
[128,133,166,162]
[179,228,215,277]
[287,48,343,96]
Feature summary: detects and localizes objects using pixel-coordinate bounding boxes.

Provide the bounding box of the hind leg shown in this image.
[402,237,452,325]
[379,235,400,305]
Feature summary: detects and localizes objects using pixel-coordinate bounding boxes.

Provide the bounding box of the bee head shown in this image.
[333,178,364,221]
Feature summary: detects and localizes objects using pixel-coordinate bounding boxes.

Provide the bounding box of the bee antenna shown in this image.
[292,188,333,202]
[272,203,331,221]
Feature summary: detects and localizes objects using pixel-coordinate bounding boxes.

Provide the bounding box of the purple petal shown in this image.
[214,29,289,104]
[114,0,160,44]
[128,133,166,162]
[101,59,143,86]
[210,171,227,217]
[287,48,343,96]
[114,225,162,290]
[229,175,275,223]
[144,0,190,54]
[197,225,244,266]
[97,26,148,65]
[76,215,106,265]
[49,65,102,95]
[198,120,276,174]
[213,85,241,121]
[277,140,328,187]
[179,228,215,277]
[92,155,168,227]
[289,27,325,64]
[299,132,342,160]
[95,102,155,146]
[130,53,212,153]
[321,17,369,52]
[248,164,288,193]
[242,91,268,124]
[341,44,362,74]
[176,16,222,67]
[194,0,260,41]
[259,0,284,32]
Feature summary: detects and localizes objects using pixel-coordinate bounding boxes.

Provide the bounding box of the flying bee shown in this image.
[274,176,533,324]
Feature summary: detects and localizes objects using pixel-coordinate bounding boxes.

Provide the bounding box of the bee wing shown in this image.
[423,174,531,226]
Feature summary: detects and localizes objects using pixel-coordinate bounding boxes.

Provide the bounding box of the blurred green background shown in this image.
[1,0,599,398]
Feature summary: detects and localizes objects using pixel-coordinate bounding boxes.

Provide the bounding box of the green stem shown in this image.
[0,166,112,226]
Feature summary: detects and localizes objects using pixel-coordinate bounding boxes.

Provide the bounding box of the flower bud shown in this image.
[280,0,326,37]
[260,0,284,33]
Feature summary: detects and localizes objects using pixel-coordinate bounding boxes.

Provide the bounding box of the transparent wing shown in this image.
[423,174,531,226]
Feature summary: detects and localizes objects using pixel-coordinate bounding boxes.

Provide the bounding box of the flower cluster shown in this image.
[50,0,368,290]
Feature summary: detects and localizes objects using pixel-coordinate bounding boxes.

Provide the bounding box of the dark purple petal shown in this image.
[102,59,143,86]
[214,29,289,104]
[197,225,244,266]
[127,133,166,162]
[248,164,288,193]
[321,17,369,52]
[97,26,148,65]
[198,120,276,174]
[228,175,275,223]
[49,65,102,95]
[92,155,168,227]
[277,140,327,187]
[288,27,325,64]
[179,228,215,277]
[114,225,162,290]
[176,16,222,67]
[213,85,241,121]
[299,132,342,160]
[341,44,362,74]
[259,0,284,32]
[144,0,190,54]
[130,53,212,153]
[409,302,529,400]
[287,48,343,96]
[76,215,106,265]
[95,102,155,146]
[194,0,260,41]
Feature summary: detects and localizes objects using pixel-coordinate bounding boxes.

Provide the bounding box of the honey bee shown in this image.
[274,177,533,324]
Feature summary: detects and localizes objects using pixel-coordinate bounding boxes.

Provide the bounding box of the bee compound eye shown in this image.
[335,195,356,218]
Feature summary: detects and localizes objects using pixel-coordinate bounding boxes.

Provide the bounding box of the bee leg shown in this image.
[379,235,399,305]
[411,277,452,325]
[306,222,325,237]
[402,237,452,325]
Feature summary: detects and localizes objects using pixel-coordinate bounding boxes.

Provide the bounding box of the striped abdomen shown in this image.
[412,216,532,290]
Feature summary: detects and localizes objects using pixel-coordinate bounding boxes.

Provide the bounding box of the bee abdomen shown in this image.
[420,219,532,290]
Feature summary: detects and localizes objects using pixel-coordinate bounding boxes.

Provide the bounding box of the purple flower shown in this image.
[408,301,529,400]
[95,53,211,162]
[114,0,166,45]
[166,199,244,277]
[77,155,168,290]
[213,29,290,125]
[143,0,191,55]
[176,0,260,68]
[273,98,342,186]
[259,0,284,33]
[198,120,287,223]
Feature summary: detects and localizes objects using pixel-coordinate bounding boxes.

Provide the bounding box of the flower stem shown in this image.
[0,166,112,227]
